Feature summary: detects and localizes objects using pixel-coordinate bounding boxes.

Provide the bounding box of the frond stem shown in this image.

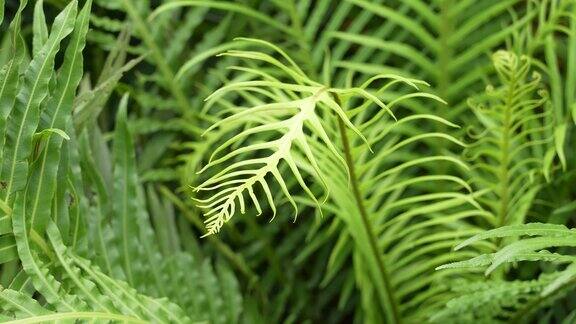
[336,97,402,324]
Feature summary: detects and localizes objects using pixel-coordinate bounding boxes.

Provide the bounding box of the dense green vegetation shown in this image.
[0,0,575,322]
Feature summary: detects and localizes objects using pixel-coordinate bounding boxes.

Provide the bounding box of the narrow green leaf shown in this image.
[32,0,48,57]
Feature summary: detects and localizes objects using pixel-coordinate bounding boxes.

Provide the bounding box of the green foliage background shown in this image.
[0,0,575,323]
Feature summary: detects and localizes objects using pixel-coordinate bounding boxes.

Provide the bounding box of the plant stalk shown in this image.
[336,111,402,324]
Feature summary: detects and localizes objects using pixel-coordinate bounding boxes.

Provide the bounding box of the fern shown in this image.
[0,0,575,322]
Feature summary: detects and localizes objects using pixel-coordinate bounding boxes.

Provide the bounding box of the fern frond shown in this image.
[438,222,576,321]
[194,40,395,236]
[466,50,555,228]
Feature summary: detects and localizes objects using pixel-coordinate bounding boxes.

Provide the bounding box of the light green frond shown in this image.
[465,50,556,227]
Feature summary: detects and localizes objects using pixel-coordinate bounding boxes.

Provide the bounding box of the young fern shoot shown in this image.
[194,39,439,236]
[465,51,555,228]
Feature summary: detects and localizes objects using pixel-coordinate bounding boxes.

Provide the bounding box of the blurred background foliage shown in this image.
[0,0,575,323]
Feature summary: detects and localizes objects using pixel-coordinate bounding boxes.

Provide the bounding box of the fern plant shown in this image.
[1,0,575,322]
